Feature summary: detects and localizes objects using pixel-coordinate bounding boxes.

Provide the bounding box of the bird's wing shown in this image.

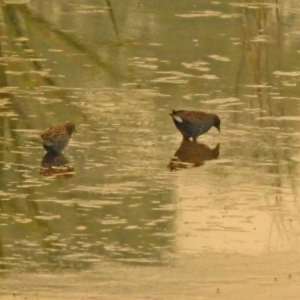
[41,126,63,143]
[173,110,211,125]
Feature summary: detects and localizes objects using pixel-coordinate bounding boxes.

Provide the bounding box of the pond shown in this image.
[1,0,300,299]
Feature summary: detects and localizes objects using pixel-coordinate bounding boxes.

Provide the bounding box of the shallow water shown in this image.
[1,0,300,299]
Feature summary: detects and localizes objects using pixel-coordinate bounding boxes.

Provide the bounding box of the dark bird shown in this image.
[170,110,220,141]
[168,140,220,171]
[41,121,76,154]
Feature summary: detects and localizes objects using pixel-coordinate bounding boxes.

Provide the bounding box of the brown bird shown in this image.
[41,121,76,154]
[170,110,220,141]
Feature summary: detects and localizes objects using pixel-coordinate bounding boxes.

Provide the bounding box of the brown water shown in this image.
[1,0,300,299]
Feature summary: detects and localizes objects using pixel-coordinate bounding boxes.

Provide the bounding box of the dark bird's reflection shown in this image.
[168,140,220,171]
[40,152,74,178]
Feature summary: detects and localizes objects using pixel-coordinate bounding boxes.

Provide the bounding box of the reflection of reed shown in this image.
[168,140,220,171]
[40,152,74,178]
[235,0,281,114]
[106,0,120,39]
[6,4,121,77]
[234,1,300,251]
[2,5,56,86]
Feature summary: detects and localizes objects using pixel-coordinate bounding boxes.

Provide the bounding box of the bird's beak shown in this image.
[216,125,220,132]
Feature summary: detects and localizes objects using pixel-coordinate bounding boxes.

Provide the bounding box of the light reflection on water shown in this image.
[0,0,300,295]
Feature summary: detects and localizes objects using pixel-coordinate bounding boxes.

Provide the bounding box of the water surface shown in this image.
[1,0,300,299]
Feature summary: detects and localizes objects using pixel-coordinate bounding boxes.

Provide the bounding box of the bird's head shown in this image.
[65,122,76,135]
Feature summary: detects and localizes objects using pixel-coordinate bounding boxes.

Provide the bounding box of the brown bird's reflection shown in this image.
[40,152,74,178]
[168,140,220,171]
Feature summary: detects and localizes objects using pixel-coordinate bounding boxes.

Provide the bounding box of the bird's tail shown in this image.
[170,110,183,123]
[170,109,177,116]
